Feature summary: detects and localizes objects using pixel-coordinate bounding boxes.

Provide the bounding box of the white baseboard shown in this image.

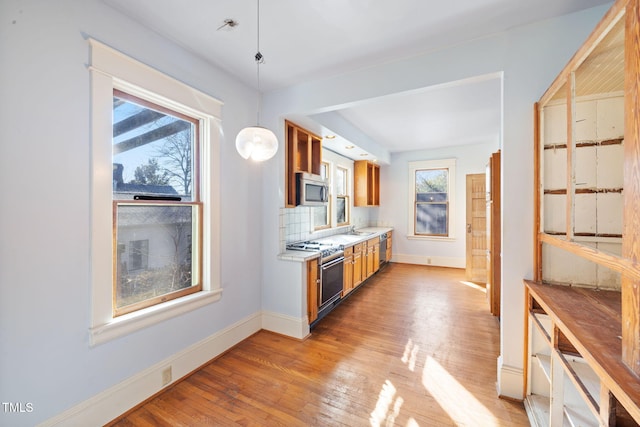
[39,313,262,427]
[496,356,524,400]
[261,310,310,340]
[392,253,465,269]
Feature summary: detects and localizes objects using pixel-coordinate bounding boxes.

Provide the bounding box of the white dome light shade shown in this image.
[235,126,278,161]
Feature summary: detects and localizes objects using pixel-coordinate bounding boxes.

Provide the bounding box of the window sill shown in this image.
[89,289,223,346]
[407,235,456,242]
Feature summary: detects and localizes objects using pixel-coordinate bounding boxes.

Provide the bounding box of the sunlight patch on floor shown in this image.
[401,339,419,372]
[459,280,487,293]
[422,356,498,426]
[370,380,404,427]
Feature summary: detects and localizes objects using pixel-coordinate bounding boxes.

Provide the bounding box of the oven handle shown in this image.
[321,256,344,270]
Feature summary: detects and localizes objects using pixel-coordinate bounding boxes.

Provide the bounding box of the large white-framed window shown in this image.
[89,39,222,345]
[408,159,456,240]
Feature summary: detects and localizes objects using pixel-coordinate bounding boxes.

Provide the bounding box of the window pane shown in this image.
[337,196,346,224]
[416,203,448,235]
[113,95,195,201]
[416,169,448,196]
[314,205,328,227]
[335,168,346,195]
[115,204,196,309]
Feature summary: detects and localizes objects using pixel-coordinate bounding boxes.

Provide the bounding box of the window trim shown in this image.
[407,158,456,241]
[89,39,222,346]
[111,90,203,317]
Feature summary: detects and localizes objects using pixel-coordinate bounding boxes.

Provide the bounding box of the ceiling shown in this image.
[103,0,612,160]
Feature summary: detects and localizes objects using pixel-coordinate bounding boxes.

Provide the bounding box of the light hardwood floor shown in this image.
[110,263,529,426]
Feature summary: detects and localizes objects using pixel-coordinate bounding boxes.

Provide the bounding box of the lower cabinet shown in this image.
[365,237,380,278]
[342,242,369,297]
[307,259,318,324]
[343,246,354,296]
[353,243,363,287]
[308,233,392,325]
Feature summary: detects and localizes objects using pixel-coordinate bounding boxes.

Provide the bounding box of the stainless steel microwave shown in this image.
[296,172,329,206]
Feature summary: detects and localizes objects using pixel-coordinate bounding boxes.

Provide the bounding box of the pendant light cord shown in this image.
[255,0,263,126]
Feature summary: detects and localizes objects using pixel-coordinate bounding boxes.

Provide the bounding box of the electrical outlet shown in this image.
[426,257,432,265]
[161,366,172,386]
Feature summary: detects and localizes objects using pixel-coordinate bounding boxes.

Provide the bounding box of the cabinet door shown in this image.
[343,248,354,295]
[373,242,380,273]
[353,249,363,287]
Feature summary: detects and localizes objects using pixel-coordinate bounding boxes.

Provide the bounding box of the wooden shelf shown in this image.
[525,280,640,423]
[285,120,322,207]
[535,353,552,383]
[354,160,380,206]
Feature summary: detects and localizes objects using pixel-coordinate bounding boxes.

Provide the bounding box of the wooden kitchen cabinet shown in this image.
[307,259,319,324]
[285,120,322,207]
[354,160,380,206]
[343,243,365,295]
[365,237,380,278]
[525,0,640,424]
[353,243,364,288]
[343,246,354,296]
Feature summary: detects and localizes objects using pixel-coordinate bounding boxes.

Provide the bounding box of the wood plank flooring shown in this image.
[110,263,529,426]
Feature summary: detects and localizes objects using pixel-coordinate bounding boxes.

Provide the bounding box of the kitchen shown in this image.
[0,1,616,426]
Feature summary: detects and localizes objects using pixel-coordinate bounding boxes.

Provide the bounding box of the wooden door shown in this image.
[465,173,487,283]
[486,151,501,317]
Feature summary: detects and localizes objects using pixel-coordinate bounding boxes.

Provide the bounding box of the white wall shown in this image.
[378,141,498,267]
[262,4,610,399]
[0,1,266,425]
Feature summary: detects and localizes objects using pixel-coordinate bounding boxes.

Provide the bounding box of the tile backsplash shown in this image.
[279,206,369,251]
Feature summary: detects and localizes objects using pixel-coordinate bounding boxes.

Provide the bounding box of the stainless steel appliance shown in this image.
[286,239,344,321]
[379,232,388,268]
[296,172,329,206]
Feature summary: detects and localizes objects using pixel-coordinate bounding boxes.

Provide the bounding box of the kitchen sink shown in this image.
[352,231,374,236]
[327,235,362,244]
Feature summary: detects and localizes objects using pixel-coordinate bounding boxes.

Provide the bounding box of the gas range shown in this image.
[286,240,344,263]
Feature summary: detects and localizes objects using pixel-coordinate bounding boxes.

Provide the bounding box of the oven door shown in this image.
[320,256,344,308]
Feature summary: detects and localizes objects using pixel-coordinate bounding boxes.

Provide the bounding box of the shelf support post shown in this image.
[622,0,640,375]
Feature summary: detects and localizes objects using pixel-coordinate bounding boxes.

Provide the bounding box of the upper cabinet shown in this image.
[354,160,380,206]
[527,0,640,424]
[285,120,322,207]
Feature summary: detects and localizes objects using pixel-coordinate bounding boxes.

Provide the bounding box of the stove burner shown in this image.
[286,240,344,262]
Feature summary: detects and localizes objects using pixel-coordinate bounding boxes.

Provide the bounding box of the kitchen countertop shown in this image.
[278,227,393,262]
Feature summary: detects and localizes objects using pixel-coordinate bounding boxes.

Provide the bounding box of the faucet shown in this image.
[350,225,356,234]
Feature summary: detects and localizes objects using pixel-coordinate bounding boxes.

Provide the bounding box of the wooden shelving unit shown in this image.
[525,0,640,425]
[285,120,322,207]
[354,160,380,206]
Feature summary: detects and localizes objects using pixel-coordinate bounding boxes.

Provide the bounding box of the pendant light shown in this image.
[235,0,278,161]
